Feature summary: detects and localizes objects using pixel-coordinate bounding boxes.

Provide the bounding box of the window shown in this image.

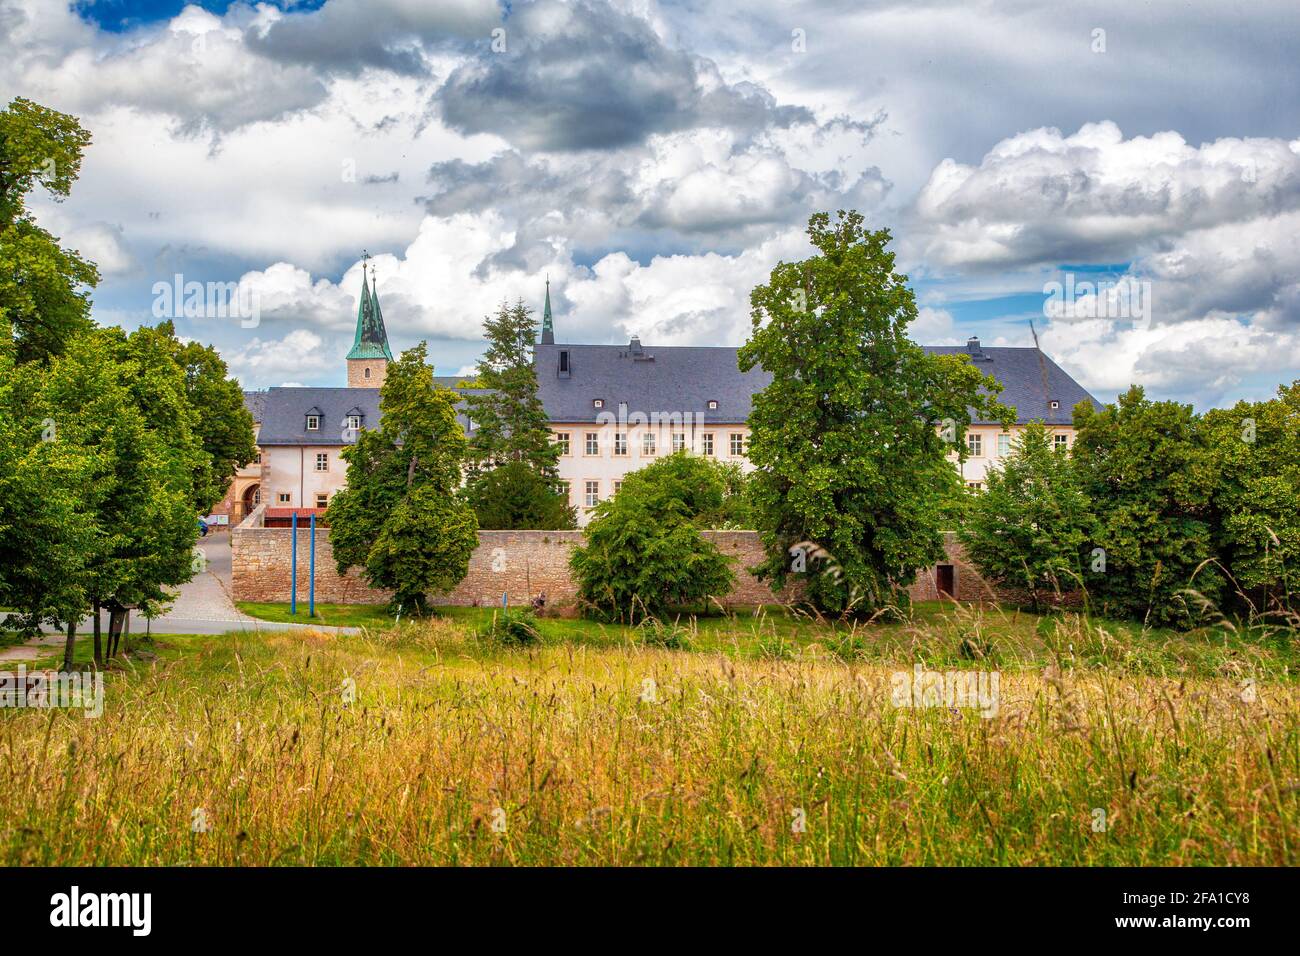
[701,433,714,456]
[729,433,745,456]
[556,432,571,455]
[593,398,604,409]
[1054,434,1069,452]
[315,493,328,508]
[346,415,362,431]
[278,493,291,504]
[559,350,570,373]
[613,480,623,495]
[584,480,600,508]
[613,432,628,456]
[315,453,329,472]
[672,432,685,453]
[558,481,569,502]
[585,432,599,455]
[364,367,371,380]
[254,451,262,465]
[707,400,718,410]
[967,481,984,492]
[997,433,1011,457]
[966,433,983,457]
[306,415,320,431]
[642,432,656,456]
[1049,400,1060,410]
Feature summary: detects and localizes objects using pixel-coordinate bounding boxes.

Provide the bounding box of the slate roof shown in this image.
[254,337,1100,444]
[926,342,1103,425]
[256,384,486,446]
[243,389,267,423]
[535,340,768,424]
[534,337,1100,426]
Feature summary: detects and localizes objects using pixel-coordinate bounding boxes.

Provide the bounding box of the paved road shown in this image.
[1,533,356,662]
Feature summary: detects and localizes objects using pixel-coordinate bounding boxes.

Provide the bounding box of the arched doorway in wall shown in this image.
[238,484,261,523]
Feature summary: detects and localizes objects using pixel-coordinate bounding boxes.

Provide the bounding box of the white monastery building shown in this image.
[241,273,1101,526]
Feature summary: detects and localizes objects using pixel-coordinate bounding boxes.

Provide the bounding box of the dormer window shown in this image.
[346,415,361,431]
[707,399,718,410]
[559,350,570,375]
[593,399,604,409]
[306,415,320,431]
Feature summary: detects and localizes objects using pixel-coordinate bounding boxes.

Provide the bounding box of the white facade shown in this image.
[550,421,753,524]
[951,424,1076,489]
[261,445,349,510]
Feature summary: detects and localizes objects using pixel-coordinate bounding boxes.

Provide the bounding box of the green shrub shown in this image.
[571,453,735,622]
[635,617,694,650]
[476,609,542,647]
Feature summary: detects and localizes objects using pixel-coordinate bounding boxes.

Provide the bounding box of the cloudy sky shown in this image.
[4,0,1299,407]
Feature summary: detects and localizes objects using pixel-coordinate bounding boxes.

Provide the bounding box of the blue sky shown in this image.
[7,0,1300,406]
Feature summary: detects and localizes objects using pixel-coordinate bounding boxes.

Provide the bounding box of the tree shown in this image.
[0,349,96,641]
[956,422,1095,610]
[570,453,736,621]
[0,328,203,665]
[737,210,1011,616]
[327,343,478,614]
[172,332,257,513]
[1072,386,1220,627]
[464,461,577,530]
[1202,382,1300,615]
[465,299,560,478]
[0,97,96,363]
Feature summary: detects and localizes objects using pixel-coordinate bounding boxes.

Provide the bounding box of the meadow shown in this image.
[1,604,1296,866]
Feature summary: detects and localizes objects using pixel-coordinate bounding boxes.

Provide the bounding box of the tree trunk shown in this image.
[61,618,76,672]
[92,598,103,667]
[107,609,123,659]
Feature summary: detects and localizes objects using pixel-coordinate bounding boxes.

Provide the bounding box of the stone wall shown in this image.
[231,507,992,608]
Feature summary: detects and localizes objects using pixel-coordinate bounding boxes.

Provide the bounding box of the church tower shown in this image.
[347,264,393,388]
[540,276,555,344]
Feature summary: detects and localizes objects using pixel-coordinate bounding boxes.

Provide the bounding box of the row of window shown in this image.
[305,414,363,432]
[273,491,331,509]
[555,431,746,457]
[965,432,1070,458]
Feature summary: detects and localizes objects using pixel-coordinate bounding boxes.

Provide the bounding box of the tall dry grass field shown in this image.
[1,618,1296,865]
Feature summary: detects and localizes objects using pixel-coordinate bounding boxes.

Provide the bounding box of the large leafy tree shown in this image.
[0,349,96,640]
[1,328,203,665]
[738,210,1010,616]
[956,422,1095,610]
[571,453,735,622]
[465,299,561,478]
[0,97,96,363]
[1072,386,1220,626]
[172,330,256,512]
[327,343,478,614]
[1202,382,1300,615]
[463,299,569,528]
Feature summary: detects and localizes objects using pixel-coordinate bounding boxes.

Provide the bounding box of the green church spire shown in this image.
[540,275,555,344]
[347,261,394,361]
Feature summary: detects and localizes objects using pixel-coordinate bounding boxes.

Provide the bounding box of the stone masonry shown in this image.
[231,506,995,608]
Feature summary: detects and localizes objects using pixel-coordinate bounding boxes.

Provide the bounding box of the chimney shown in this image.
[966,336,982,356]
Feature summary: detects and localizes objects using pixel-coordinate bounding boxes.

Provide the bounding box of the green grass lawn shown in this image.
[233,599,1299,680]
[2,614,1295,865]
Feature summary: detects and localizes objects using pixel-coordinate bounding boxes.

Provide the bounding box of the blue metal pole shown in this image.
[290,511,298,616]
[309,513,316,618]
